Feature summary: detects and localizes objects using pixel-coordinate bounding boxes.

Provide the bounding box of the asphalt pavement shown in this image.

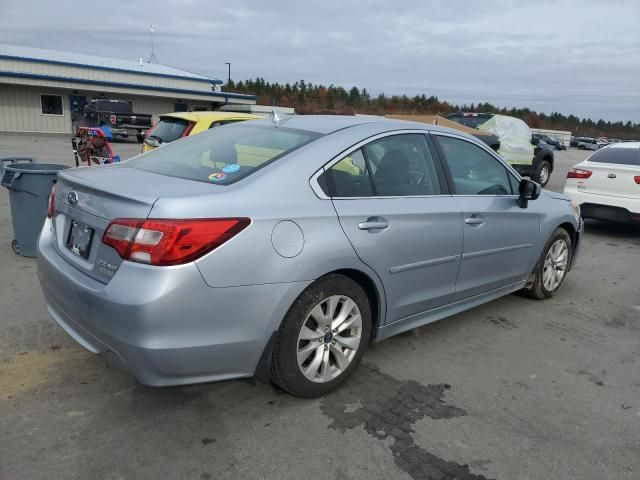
[1,133,638,480]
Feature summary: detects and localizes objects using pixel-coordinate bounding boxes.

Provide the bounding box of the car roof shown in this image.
[247,114,480,139]
[159,111,261,122]
[607,141,640,149]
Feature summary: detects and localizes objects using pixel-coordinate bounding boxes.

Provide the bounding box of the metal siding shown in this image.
[1,58,212,92]
[0,85,69,133]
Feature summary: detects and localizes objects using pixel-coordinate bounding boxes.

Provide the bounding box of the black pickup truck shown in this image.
[447,112,555,187]
[80,99,152,143]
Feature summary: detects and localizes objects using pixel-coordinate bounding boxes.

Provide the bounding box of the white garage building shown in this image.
[0,44,256,134]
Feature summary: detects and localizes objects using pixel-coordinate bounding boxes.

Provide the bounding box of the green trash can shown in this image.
[1,162,70,257]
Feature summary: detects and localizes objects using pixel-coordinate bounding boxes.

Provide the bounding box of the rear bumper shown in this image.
[564,189,640,223]
[581,204,640,223]
[37,220,309,386]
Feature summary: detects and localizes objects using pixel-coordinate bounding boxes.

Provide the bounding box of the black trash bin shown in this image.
[1,162,70,257]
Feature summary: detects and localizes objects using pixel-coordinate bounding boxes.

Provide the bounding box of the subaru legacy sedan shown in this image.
[38,115,582,397]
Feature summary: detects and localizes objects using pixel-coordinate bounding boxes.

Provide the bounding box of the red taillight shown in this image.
[180,121,196,138]
[567,168,592,179]
[102,218,250,266]
[47,183,56,218]
[109,114,117,125]
[634,176,640,185]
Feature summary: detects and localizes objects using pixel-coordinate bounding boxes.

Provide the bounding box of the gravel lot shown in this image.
[1,133,639,480]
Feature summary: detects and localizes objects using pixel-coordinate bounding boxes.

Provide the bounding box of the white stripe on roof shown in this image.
[0,43,220,83]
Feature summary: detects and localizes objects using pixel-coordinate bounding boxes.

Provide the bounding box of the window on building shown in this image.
[41,95,63,116]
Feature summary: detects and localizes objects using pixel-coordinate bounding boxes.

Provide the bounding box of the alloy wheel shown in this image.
[542,239,569,291]
[296,295,362,383]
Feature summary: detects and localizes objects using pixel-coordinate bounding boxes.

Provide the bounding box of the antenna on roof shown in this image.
[148,24,158,64]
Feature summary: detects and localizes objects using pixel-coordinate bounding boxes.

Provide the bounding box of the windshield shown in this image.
[448,115,492,129]
[129,124,321,185]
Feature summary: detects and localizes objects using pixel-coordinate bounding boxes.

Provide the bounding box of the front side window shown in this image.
[41,95,63,115]
[436,135,514,195]
[364,134,441,196]
[130,125,320,185]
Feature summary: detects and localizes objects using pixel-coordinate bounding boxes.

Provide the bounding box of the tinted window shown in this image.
[209,119,246,129]
[364,134,441,196]
[436,136,513,195]
[589,148,640,166]
[130,125,320,185]
[326,149,374,197]
[98,101,131,113]
[149,118,192,143]
[41,95,63,115]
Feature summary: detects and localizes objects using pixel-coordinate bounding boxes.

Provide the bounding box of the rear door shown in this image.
[433,133,540,300]
[324,132,463,324]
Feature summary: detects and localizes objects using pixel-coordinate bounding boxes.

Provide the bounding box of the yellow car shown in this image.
[141,111,260,153]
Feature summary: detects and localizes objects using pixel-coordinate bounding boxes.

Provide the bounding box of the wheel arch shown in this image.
[253,267,386,383]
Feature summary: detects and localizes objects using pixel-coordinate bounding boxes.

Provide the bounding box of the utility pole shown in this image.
[225,62,231,85]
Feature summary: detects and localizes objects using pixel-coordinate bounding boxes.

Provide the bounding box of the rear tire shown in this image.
[271,274,372,398]
[522,228,572,300]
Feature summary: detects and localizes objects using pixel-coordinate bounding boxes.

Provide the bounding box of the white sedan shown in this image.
[564,142,640,223]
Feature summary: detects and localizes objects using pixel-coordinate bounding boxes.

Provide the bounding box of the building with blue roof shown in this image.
[0,44,256,134]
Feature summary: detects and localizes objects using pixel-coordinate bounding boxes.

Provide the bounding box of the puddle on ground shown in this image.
[320,364,492,480]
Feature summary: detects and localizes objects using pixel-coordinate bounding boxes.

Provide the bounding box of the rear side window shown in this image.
[436,135,514,195]
[130,125,320,185]
[324,149,374,197]
[364,134,441,196]
[149,118,192,143]
[588,148,639,166]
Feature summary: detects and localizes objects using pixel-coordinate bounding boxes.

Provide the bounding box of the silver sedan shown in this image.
[38,115,582,397]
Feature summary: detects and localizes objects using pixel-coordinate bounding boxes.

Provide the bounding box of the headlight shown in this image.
[570,200,581,218]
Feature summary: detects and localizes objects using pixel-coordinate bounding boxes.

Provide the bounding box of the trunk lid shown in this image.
[581,161,640,199]
[51,164,217,283]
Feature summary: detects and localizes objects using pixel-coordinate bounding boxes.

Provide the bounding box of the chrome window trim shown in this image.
[309,128,526,200]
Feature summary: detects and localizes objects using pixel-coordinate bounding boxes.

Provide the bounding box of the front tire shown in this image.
[535,160,551,187]
[271,274,372,398]
[524,228,572,300]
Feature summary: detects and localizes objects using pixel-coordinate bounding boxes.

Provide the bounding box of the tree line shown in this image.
[227,78,640,139]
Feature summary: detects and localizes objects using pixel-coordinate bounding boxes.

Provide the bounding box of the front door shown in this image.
[433,134,541,300]
[326,133,463,324]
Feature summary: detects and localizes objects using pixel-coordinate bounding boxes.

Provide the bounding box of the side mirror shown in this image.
[518,178,541,208]
[531,137,539,146]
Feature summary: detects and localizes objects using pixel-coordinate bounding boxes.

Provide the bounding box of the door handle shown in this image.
[358,218,389,231]
[464,216,485,225]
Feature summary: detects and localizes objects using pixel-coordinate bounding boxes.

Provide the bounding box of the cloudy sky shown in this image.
[1,0,639,122]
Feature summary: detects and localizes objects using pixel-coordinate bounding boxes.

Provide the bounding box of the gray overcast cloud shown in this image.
[1,0,639,121]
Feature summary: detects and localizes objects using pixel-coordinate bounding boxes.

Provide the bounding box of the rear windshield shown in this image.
[129,124,321,185]
[149,118,192,144]
[448,115,492,129]
[589,147,640,166]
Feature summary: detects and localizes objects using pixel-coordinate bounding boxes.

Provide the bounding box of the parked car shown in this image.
[142,111,261,153]
[38,116,582,397]
[448,112,555,186]
[564,142,640,223]
[80,99,152,143]
[575,137,600,151]
[533,133,566,150]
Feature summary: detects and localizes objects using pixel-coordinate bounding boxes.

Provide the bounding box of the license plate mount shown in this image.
[66,221,94,258]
